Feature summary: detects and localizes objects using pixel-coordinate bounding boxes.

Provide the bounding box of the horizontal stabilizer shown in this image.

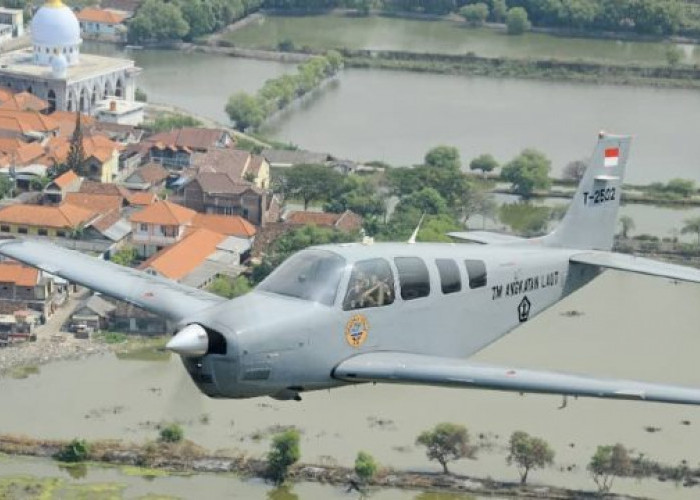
[448,231,525,245]
[0,239,225,321]
[571,251,700,284]
[333,352,700,406]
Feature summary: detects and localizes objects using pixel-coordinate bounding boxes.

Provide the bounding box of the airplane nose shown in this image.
[166,324,209,357]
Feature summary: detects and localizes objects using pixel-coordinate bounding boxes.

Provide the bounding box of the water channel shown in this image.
[2,272,700,498]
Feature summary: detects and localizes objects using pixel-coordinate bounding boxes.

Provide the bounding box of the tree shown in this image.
[146,114,201,133]
[425,145,461,171]
[588,443,631,494]
[490,0,507,22]
[416,422,474,474]
[225,92,265,131]
[355,451,378,482]
[324,175,386,219]
[0,175,12,199]
[506,431,554,485]
[681,216,700,246]
[618,215,635,239]
[665,178,695,197]
[66,111,86,177]
[281,164,344,210]
[55,439,90,462]
[469,154,498,174]
[506,7,531,35]
[208,275,251,298]
[267,428,301,485]
[127,0,189,43]
[110,246,137,267]
[159,422,184,443]
[499,202,550,236]
[460,3,489,26]
[562,160,587,182]
[501,149,551,197]
[394,187,449,216]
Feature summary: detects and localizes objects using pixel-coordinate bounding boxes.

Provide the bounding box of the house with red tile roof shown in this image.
[0,261,56,318]
[122,162,168,191]
[43,170,82,204]
[0,202,98,238]
[77,7,126,36]
[130,199,255,257]
[143,127,234,168]
[0,92,49,113]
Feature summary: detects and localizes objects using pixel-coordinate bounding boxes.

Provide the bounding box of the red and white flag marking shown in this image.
[604,147,619,168]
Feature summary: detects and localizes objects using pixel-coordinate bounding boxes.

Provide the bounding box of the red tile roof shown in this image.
[0,262,39,287]
[128,191,158,206]
[193,213,257,238]
[51,170,80,190]
[0,92,49,112]
[0,203,96,229]
[77,7,126,24]
[138,228,225,280]
[146,127,231,151]
[64,192,123,214]
[130,200,195,225]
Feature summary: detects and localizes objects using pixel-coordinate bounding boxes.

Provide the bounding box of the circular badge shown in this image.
[345,314,369,348]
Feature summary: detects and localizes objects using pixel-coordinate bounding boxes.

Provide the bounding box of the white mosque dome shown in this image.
[31,0,81,47]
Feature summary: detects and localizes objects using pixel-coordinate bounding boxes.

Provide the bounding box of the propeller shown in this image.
[165,324,208,357]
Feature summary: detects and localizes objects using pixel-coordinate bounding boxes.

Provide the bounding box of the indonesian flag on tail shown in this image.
[604,147,619,168]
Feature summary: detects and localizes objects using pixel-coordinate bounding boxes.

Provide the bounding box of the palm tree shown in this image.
[618,215,635,239]
[681,217,700,246]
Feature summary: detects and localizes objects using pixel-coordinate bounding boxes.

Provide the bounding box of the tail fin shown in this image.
[542,132,632,251]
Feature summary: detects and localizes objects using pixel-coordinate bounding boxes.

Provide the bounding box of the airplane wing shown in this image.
[333,352,700,405]
[571,251,700,284]
[0,239,225,322]
[448,231,525,245]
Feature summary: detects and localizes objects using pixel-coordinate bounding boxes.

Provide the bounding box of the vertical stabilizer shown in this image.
[543,133,631,250]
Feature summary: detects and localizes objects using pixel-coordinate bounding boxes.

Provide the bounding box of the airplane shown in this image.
[1,132,700,404]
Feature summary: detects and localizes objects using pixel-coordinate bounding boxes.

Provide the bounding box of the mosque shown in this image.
[0,0,139,114]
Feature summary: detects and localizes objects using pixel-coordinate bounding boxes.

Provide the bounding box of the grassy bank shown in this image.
[343,50,700,89]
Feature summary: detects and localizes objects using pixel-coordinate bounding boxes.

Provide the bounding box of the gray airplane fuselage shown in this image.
[183,243,598,400]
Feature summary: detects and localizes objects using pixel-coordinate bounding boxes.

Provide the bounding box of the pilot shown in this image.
[362,274,392,306]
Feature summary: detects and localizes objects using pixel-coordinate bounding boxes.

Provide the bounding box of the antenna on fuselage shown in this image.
[408,213,425,244]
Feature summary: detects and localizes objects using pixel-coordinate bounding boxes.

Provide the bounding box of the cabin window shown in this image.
[258,249,346,306]
[436,258,461,294]
[394,257,430,300]
[343,258,395,310]
[465,259,487,289]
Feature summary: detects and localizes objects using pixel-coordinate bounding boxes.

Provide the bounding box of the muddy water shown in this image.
[1,273,700,498]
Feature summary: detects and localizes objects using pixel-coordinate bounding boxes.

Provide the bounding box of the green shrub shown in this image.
[354,451,378,482]
[267,428,300,485]
[159,423,184,443]
[55,439,90,462]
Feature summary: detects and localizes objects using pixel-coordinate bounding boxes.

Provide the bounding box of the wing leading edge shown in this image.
[0,239,225,322]
[333,352,700,406]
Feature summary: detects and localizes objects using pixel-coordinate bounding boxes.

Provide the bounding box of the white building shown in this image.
[94,97,144,125]
[0,0,139,114]
[0,8,23,40]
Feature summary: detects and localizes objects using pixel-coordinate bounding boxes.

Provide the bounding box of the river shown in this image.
[2,272,700,498]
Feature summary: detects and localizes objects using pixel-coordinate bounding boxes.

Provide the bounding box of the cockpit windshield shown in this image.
[257,249,346,306]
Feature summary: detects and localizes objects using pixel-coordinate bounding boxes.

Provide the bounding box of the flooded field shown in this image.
[2,273,700,498]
